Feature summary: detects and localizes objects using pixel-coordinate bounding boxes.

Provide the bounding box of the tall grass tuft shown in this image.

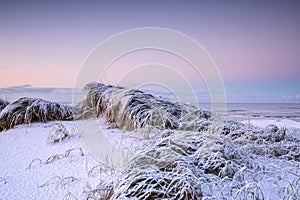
[74,82,211,132]
[111,130,214,199]
[0,97,73,131]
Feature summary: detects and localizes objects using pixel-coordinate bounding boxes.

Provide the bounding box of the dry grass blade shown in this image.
[88,165,102,177]
[45,154,65,164]
[57,176,76,188]
[62,192,78,200]
[27,147,84,168]
[65,147,84,157]
[38,176,62,188]
[39,175,76,189]
[27,158,42,169]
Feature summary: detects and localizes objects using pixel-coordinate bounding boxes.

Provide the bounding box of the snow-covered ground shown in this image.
[0,118,299,199]
[0,120,117,199]
[242,118,300,129]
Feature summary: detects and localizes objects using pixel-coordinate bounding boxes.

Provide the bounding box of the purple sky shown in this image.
[0,1,299,102]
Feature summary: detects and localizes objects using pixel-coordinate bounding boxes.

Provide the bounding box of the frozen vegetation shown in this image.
[0,82,299,199]
[0,97,73,131]
[0,99,9,113]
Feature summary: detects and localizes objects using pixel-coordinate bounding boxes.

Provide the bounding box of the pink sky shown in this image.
[0,1,299,100]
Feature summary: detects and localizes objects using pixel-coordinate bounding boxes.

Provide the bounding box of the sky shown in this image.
[0,0,299,103]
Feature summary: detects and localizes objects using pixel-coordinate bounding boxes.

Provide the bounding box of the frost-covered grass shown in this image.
[47,123,71,144]
[107,122,299,199]
[0,97,73,131]
[75,82,210,133]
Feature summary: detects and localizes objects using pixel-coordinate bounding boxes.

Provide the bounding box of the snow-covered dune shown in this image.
[0,83,299,199]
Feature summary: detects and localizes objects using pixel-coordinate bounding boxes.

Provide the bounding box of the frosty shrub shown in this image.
[0,97,74,131]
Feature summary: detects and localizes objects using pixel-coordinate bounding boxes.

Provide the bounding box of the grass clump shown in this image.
[47,123,70,144]
[0,97,74,131]
[75,82,211,133]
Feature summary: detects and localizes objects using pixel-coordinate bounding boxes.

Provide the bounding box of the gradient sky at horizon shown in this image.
[0,0,299,102]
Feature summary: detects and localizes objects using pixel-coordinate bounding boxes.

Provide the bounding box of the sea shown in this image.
[1,86,299,124]
[199,103,300,122]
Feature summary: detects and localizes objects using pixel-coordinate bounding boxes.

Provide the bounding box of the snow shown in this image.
[0,120,115,199]
[242,118,300,140]
[0,118,299,199]
[1,83,299,199]
[242,118,300,129]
